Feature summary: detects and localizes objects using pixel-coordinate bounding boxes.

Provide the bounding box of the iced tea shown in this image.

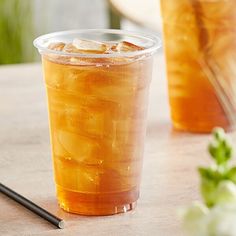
[161,0,236,132]
[34,30,159,215]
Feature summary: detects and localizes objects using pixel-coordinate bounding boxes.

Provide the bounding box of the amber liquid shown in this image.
[161,0,236,132]
[42,57,152,215]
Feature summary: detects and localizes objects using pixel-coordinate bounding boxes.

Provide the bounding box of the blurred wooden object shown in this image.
[108,0,162,31]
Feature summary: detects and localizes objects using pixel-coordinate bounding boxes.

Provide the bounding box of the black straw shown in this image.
[0,182,64,229]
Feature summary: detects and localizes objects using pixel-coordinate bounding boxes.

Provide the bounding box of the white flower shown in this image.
[207,204,236,236]
[180,202,209,236]
[181,203,236,236]
[215,180,236,205]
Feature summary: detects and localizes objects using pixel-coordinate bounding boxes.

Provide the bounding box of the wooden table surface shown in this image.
[0,54,221,236]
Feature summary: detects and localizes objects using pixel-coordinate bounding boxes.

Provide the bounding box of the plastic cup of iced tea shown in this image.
[34,29,160,215]
[161,0,236,133]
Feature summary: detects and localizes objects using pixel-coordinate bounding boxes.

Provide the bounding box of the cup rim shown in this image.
[33,29,161,58]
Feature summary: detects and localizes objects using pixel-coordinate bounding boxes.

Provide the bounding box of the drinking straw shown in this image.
[0,183,65,229]
[200,59,236,127]
[189,1,236,128]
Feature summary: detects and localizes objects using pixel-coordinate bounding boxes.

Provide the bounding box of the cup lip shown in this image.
[33,29,161,58]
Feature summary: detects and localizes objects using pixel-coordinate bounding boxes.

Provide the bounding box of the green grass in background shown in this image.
[0,0,35,64]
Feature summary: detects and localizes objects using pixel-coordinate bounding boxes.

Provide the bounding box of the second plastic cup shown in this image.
[161,0,236,133]
[34,29,160,215]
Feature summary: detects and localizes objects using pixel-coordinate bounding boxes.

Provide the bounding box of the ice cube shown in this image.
[43,59,66,89]
[78,69,133,103]
[54,157,101,192]
[72,38,108,54]
[64,69,90,93]
[110,118,145,150]
[45,60,91,93]
[99,162,141,192]
[51,130,69,158]
[62,96,119,138]
[78,107,110,138]
[58,130,103,165]
[70,57,89,65]
[112,41,144,53]
[62,106,108,137]
[63,43,81,53]
[87,71,137,103]
[48,42,65,51]
[47,87,84,117]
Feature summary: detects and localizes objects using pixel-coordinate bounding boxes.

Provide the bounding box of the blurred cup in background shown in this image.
[161,0,236,133]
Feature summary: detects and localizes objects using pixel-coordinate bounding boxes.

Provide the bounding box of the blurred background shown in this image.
[0,0,162,65]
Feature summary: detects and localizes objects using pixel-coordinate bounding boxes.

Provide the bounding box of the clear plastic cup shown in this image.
[161,0,236,133]
[34,29,161,215]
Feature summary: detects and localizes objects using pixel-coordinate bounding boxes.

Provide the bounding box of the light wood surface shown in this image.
[0,54,222,236]
[108,0,162,31]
